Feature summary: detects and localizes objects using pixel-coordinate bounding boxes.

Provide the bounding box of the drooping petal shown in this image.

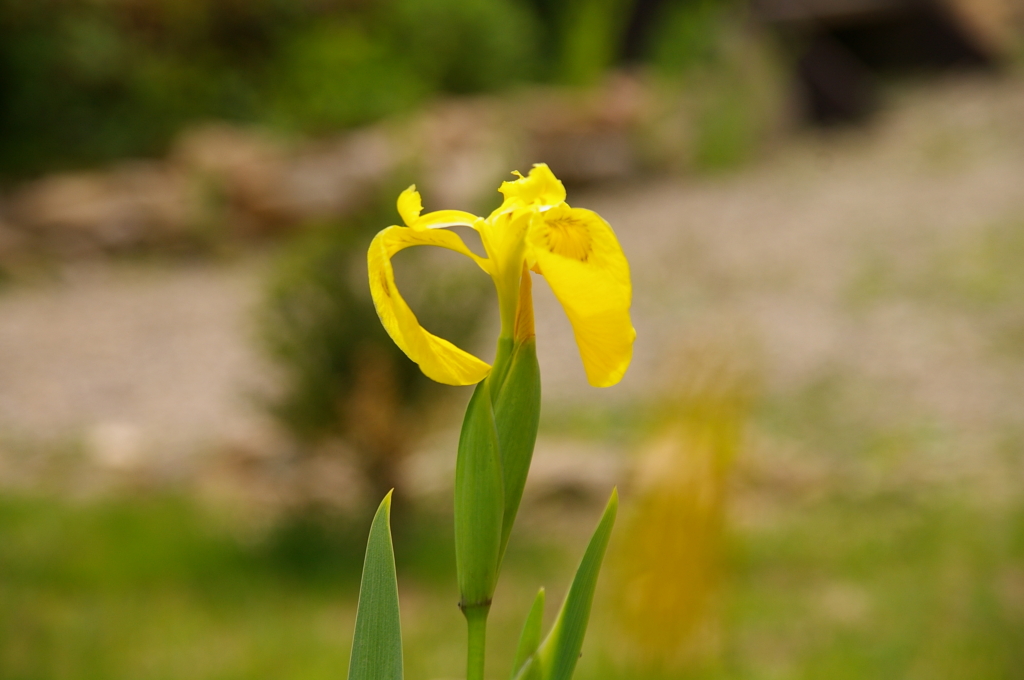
[526,206,635,387]
[494,164,566,217]
[397,185,423,226]
[368,226,492,385]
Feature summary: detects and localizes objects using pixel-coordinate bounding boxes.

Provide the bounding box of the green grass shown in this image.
[0,493,574,680]
[0,495,354,680]
[580,490,1024,680]
[728,495,1024,679]
[572,366,1024,680]
[0,458,1021,679]
[846,218,1024,361]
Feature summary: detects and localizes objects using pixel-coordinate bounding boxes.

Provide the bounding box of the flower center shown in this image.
[543,215,593,262]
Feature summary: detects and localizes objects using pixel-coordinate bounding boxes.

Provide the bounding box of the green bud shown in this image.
[454,380,505,610]
[491,336,541,561]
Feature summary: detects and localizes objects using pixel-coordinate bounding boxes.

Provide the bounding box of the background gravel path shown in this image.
[2,77,1023,484]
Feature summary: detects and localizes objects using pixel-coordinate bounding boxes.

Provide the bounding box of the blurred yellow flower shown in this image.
[610,341,758,674]
[368,164,635,387]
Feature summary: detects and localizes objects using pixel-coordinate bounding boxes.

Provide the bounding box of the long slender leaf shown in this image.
[349,491,403,680]
[510,588,546,680]
[455,380,505,607]
[536,489,619,680]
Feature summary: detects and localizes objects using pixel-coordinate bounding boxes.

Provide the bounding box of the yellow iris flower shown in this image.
[368,163,635,387]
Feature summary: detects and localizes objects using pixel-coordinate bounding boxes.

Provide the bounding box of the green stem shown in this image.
[464,604,489,680]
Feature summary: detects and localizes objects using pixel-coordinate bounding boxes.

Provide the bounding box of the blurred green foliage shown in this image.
[267,0,539,134]
[555,0,634,85]
[648,0,735,74]
[645,0,784,172]
[260,199,424,442]
[265,20,428,135]
[386,0,539,93]
[0,0,786,181]
[0,0,541,179]
[0,0,280,177]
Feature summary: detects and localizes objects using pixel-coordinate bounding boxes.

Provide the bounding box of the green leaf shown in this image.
[492,338,541,560]
[536,489,619,680]
[510,588,546,680]
[348,491,403,680]
[455,380,505,608]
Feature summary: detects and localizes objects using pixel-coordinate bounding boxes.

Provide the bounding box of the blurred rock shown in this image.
[402,433,625,507]
[9,163,202,254]
[201,423,370,520]
[412,98,511,209]
[297,449,368,513]
[198,419,297,524]
[87,421,147,471]
[218,417,296,466]
[525,438,627,504]
[10,173,118,253]
[948,0,1020,56]
[171,124,289,235]
[0,216,29,266]
[173,124,284,181]
[403,76,654,209]
[520,73,650,184]
[174,123,402,234]
[271,127,402,225]
[3,78,661,260]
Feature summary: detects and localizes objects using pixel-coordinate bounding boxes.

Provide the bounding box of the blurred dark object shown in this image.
[622,0,671,61]
[796,32,880,123]
[0,203,26,281]
[754,0,1013,123]
[258,191,491,505]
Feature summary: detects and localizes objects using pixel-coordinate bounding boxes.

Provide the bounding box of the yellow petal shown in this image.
[476,211,529,326]
[412,209,482,231]
[398,186,479,232]
[397,185,423,226]
[495,163,566,215]
[368,226,492,385]
[527,206,635,387]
